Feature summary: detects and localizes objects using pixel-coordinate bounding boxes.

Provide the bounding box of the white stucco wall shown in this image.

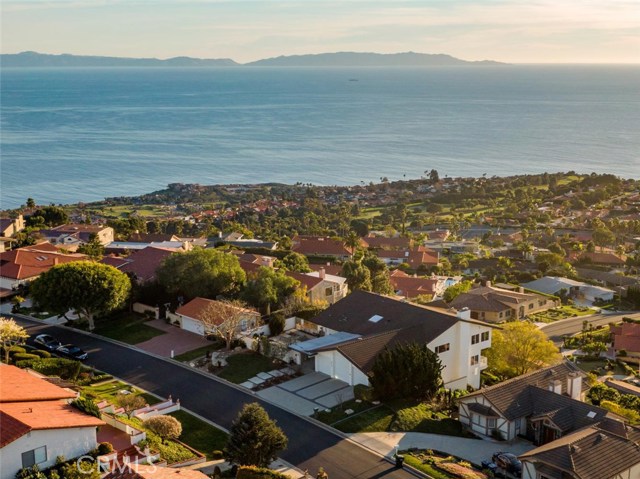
[315,351,368,386]
[180,316,205,335]
[0,427,98,479]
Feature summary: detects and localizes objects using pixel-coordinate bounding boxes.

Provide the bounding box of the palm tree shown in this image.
[344,231,361,259]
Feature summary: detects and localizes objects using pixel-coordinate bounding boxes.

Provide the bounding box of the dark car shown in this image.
[55,344,89,361]
[492,452,522,477]
[33,334,63,351]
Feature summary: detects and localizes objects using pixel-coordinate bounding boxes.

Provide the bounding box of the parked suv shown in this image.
[492,452,522,477]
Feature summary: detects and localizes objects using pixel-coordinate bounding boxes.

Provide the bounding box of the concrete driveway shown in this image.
[135,319,211,358]
[257,372,354,416]
[351,432,536,466]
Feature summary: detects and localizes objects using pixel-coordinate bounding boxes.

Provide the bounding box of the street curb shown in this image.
[13,314,425,476]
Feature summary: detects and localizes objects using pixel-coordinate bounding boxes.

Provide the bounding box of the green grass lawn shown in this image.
[334,406,395,433]
[575,359,628,376]
[316,399,377,425]
[168,410,228,458]
[217,352,279,384]
[174,343,224,362]
[529,305,594,323]
[94,312,165,344]
[82,379,161,405]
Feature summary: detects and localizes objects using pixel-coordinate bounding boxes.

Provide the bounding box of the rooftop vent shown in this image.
[368,315,384,323]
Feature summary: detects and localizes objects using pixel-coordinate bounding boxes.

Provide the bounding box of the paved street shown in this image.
[540,312,629,344]
[13,317,418,479]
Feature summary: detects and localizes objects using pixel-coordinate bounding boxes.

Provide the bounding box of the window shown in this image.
[480,312,486,319]
[325,287,333,296]
[529,303,534,309]
[22,446,47,468]
[436,343,450,354]
[471,355,479,365]
[499,312,503,318]
[506,310,511,317]
[471,334,480,345]
[487,418,496,428]
[481,331,490,342]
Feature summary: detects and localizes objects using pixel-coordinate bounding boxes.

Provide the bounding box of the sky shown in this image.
[2,1,639,64]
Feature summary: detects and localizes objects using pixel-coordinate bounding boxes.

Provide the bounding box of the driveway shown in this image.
[256,372,354,416]
[16,317,414,479]
[351,432,536,466]
[135,319,211,357]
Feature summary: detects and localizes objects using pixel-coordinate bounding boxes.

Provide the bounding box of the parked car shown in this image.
[33,334,63,351]
[492,452,522,477]
[55,344,89,361]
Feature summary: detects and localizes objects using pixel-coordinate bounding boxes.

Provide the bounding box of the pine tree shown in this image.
[224,403,288,467]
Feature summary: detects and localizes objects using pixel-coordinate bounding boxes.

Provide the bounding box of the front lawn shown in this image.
[217,352,280,384]
[93,312,165,344]
[82,379,161,405]
[574,358,628,376]
[529,305,594,323]
[174,342,224,362]
[333,406,395,433]
[168,410,228,458]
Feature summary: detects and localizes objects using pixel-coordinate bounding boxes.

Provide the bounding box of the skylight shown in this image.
[368,314,383,323]
[587,411,597,418]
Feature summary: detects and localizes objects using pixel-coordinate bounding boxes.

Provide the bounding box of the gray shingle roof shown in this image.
[520,419,640,479]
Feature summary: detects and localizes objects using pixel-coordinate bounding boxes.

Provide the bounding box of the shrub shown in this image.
[211,450,224,459]
[15,358,82,380]
[354,384,374,402]
[143,415,182,444]
[12,353,40,362]
[31,349,52,358]
[268,313,285,336]
[71,396,101,418]
[97,442,114,455]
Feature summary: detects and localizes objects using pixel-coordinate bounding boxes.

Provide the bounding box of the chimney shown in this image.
[567,372,582,400]
[519,287,525,294]
[486,280,492,288]
[456,307,471,320]
[319,268,326,280]
[550,379,562,395]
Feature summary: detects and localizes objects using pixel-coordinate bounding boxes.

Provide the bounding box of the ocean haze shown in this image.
[1,65,639,209]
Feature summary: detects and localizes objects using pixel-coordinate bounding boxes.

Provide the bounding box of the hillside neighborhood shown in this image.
[1,172,640,479]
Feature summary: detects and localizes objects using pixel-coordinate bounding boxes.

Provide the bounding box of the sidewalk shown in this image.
[348,432,536,466]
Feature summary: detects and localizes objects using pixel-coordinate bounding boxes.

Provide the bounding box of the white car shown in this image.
[33,334,62,351]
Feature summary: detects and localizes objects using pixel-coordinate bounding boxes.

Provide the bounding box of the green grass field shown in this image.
[94,312,166,344]
[168,410,228,458]
[82,379,161,405]
[217,352,279,384]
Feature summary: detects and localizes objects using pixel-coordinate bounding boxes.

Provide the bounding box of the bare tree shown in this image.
[115,392,146,419]
[199,299,259,350]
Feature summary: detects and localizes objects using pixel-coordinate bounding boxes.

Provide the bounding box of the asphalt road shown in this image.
[13,317,417,479]
[540,312,629,344]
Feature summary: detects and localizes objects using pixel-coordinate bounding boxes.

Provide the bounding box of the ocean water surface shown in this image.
[1,65,639,209]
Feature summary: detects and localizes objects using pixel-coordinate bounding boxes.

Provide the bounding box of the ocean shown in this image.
[1,65,639,209]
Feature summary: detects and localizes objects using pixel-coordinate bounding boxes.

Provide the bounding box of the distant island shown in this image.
[1,51,505,68]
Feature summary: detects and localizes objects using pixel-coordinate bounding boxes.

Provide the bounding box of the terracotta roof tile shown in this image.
[292,236,352,257]
[0,365,77,403]
[0,410,31,447]
[0,401,104,430]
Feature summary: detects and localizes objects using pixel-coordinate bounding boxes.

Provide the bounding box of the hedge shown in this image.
[32,349,52,358]
[15,358,82,380]
[12,353,40,362]
[236,466,289,479]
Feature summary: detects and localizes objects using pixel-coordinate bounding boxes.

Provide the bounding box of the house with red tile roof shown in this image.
[291,235,353,260]
[102,246,175,283]
[0,243,87,291]
[286,269,348,305]
[361,234,412,250]
[389,270,439,300]
[376,246,439,269]
[38,223,114,251]
[0,365,104,478]
[0,215,25,238]
[611,320,640,358]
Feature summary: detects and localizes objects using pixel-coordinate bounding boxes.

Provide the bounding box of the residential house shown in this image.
[0,215,25,238]
[389,270,439,300]
[229,251,277,268]
[361,234,412,250]
[174,297,260,337]
[448,282,558,322]
[287,268,348,305]
[376,246,439,269]
[523,276,614,304]
[128,233,180,243]
[294,290,494,389]
[0,365,104,479]
[38,224,114,250]
[605,378,640,397]
[105,240,190,255]
[215,232,278,250]
[102,246,175,284]
[423,240,481,255]
[458,361,610,443]
[0,243,87,292]
[291,235,353,260]
[578,251,627,267]
[610,320,640,358]
[519,418,640,479]
[309,263,344,276]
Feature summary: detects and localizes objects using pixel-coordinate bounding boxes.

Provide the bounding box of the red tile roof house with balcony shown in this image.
[0,365,104,478]
[611,320,640,359]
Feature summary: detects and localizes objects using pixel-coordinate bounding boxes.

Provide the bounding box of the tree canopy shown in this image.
[199,299,257,350]
[225,402,288,468]
[362,254,393,294]
[0,317,29,363]
[443,280,473,302]
[485,321,561,379]
[143,415,182,444]
[280,252,311,272]
[157,248,246,299]
[341,258,372,292]
[370,342,444,401]
[242,266,299,315]
[30,261,131,330]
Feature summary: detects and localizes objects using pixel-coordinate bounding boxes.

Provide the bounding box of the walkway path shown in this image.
[350,432,535,466]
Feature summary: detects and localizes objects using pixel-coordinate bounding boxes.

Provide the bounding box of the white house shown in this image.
[174,297,260,337]
[523,276,615,304]
[0,365,103,479]
[294,290,494,390]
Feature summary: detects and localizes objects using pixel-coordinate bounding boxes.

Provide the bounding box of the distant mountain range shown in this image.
[1,51,505,68]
